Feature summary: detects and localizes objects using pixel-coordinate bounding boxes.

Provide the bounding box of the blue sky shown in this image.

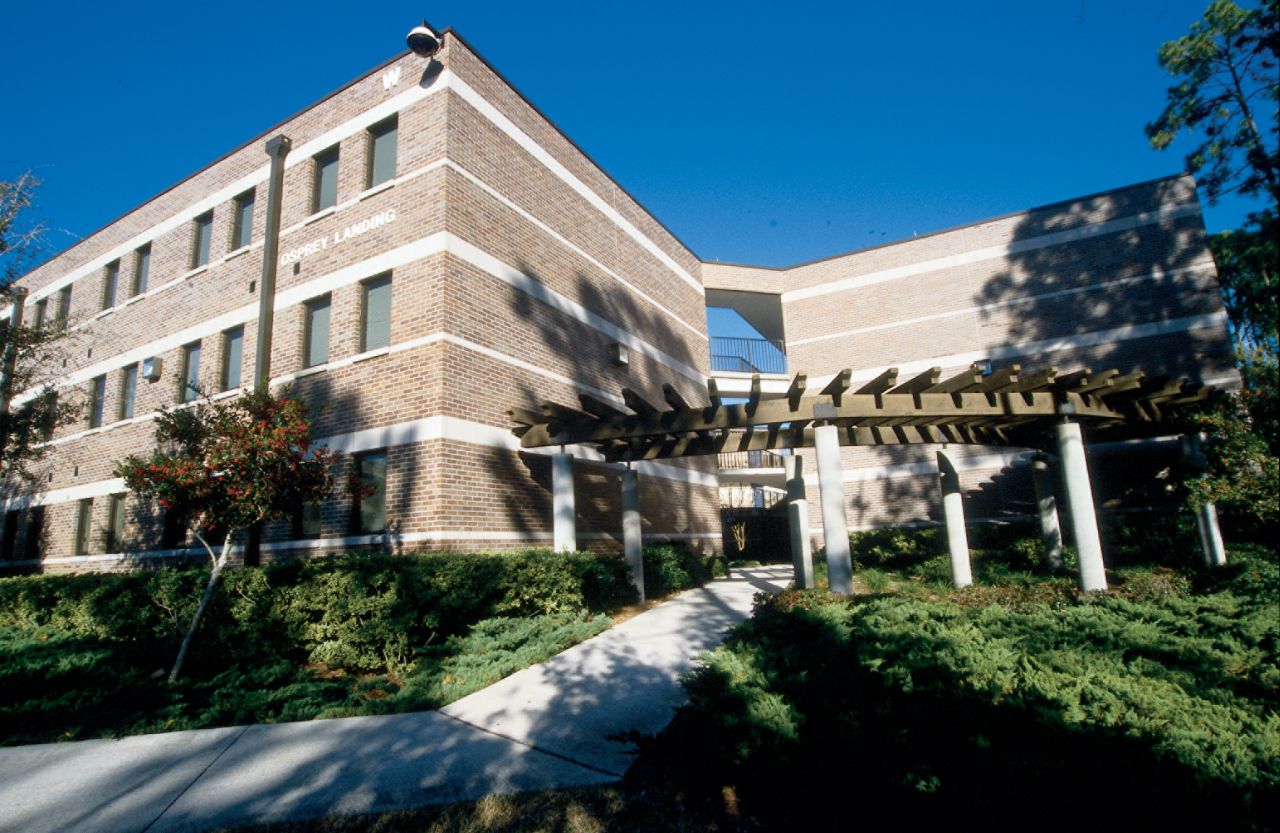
[2,0,1264,277]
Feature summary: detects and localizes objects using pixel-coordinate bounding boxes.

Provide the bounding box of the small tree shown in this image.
[116,389,336,682]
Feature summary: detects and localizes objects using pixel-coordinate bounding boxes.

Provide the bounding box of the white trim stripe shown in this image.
[781,203,1202,303]
[446,73,703,295]
[788,263,1217,347]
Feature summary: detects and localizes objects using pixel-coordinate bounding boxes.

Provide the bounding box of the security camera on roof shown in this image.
[407,21,441,58]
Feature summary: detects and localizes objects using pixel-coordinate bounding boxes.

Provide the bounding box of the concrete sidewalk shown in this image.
[0,565,791,833]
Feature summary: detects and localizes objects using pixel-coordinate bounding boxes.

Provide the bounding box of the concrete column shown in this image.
[784,455,814,589]
[1182,434,1227,567]
[814,417,853,595]
[254,134,291,390]
[1055,420,1107,592]
[1031,454,1065,572]
[936,450,973,588]
[621,466,645,602]
[552,452,576,553]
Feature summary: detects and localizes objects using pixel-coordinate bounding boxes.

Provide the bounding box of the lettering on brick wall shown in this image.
[281,209,397,266]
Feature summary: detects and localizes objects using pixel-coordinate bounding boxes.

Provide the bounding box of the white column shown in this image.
[784,455,814,590]
[814,416,853,595]
[621,466,645,602]
[1055,420,1107,592]
[1031,454,1065,572]
[936,450,973,588]
[1182,434,1227,567]
[552,452,576,553]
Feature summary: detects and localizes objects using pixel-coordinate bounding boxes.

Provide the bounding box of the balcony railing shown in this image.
[710,336,787,374]
[718,450,786,470]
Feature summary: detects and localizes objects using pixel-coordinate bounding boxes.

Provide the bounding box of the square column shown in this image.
[1055,419,1107,591]
[813,414,853,595]
[1031,454,1065,572]
[936,450,973,588]
[621,466,645,602]
[784,455,814,589]
[552,452,576,553]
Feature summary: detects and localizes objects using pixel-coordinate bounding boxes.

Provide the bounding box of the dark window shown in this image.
[33,298,46,328]
[361,274,392,352]
[23,507,45,560]
[221,326,244,391]
[102,261,119,310]
[1,510,19,561]
[367,116,398,188]
[56,286,71,329]
[352,450,387,534]
[74,498,93,555]
[232,190,255,250]
[313,147,340,212]
[41,391,58,441]
[118,364,137,421]
[133,244,151,295]
[292,501,323,539]
[303,295,331,367]
[106,494,126,552]
[180,341,201,403]
[161,509,187,549]
[192,212,213,268]
[88,375,106,428]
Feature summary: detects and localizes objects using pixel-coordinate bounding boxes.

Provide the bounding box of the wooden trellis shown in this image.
[509,364,1215,462]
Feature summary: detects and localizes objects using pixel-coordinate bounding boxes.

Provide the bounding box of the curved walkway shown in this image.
[0,565,791,833]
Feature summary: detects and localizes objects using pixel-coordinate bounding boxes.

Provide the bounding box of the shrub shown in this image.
[642,544,726,598]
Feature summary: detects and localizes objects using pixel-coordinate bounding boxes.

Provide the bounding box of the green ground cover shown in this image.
[0,545,723,746]
[228,520,1279,833]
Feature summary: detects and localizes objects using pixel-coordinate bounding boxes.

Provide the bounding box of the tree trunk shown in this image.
[168,530,236,684]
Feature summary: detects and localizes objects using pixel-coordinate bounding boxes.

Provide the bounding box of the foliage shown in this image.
[0,547,644,745]
[650,544,1279,831]
[642,544,727,598]
[1146,0,1279,207]
[1211,213,1279,351]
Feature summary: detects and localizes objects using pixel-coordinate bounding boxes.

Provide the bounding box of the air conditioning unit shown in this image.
[610,342,629,367]
[142,357,163,382]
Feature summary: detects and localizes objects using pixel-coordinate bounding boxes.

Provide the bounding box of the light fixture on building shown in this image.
[406,21,441,57]
[142,357,163,382]
[610,342,629,367]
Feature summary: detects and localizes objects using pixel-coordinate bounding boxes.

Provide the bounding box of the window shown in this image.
[133,244,150,296]
[292,501,323,539]
[41,392,58,441]
[88,375,106,428]
[106,494,126,552]
[179,341,201,403]
[366,116,398,189]
[102,260,120,310]
[56,286,71,329]
[24,506,45,560]
[74,498,93,555]
[220,326,244,391]
[360,274,392,352]
[161,509,187,549]
[118,364,138,421]
[32,298,46,328]
[313,146,339,212]
[1,510,19,561]
[303,295,331,367]
[232,190,255,250]
[352,450,387,534]
[192,211,213,269]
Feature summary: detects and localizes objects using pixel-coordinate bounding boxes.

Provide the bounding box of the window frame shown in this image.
[303,294,331,368]
[74,498,93,556]
[132,244,151,296]
[231,189,255,251]
[87,375,106,428]
[56,286,71,329]
[32,298,46,328]
[351,449,388,534]
[312,146,340,213]
[220,326,244,392]
[191,211,214,269]
[360,273,393,352]
[179,341,202,403]
[106,494,126,552]
[118,364,138,421]
[102,260,120,310]
[366,115,398,189]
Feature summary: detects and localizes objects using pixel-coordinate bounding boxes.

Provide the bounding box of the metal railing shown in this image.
[710,336,787,374]
[718,450,786,470]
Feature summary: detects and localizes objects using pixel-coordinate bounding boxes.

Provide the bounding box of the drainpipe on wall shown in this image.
[254,134,292,390]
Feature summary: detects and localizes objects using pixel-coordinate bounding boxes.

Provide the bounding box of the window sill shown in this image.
[295,364,328,379]
[226,246,251,261]
[184,265,209,280]
[358,181,395,201]
[124,293,145,306]
[304,207,336,225]
[352,346,390,364]
[92,307,115,321]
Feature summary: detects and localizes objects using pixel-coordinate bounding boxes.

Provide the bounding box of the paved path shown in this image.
[0,565,791,833]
